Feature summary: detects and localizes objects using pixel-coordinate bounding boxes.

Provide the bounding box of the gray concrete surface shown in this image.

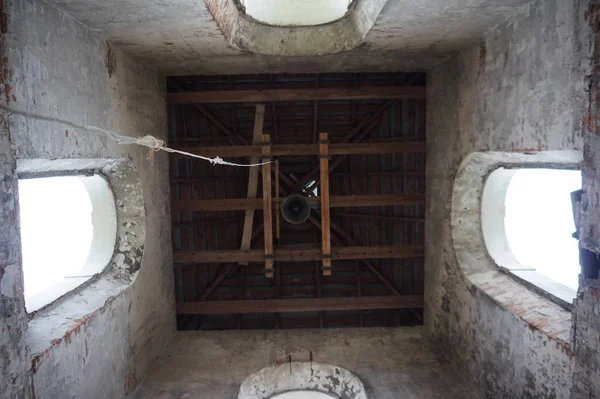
[131,327,481,399]
[1,0,175,398]
[425,0,589,397]
[572,1,600,397]
[204,0,388,57]
[41,0,533,74]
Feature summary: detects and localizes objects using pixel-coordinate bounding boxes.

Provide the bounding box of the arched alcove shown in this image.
[238,362,367,399]
[204,0,387,56]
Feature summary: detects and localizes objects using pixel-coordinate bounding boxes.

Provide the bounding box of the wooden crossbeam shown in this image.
[174,245,425,264]
[172,194,424,212]
[172,141,425,158]
[262,134,274,278]
[176,295,424,315]
[239,104,265,265]
[290,101,395,193]
[167,86,426,104]
[336,212,425,223]
[319,133,331,276]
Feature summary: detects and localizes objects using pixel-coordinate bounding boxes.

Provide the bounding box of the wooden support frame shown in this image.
[262,134,274,278]
[174,245,425,264]
[239,104,265,265]
[172,194,425,212]
[275,159,281,240]
[319,133,331,276]
[289,100,396,193]
[176,295,425,315]
[166,83,424,313]
[174,141,425,158]
[167,86,426,104]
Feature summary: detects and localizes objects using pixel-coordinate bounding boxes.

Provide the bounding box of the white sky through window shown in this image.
[19,176,94,300]
[242,0,352,26]
[504,169,581,290]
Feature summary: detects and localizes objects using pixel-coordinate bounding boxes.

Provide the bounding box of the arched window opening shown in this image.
[238,362,367,399]
[19,175,117,313]
[272,392,337,399]
[482,167,581,305]
[504,169,581,289]
[240,0,353,26]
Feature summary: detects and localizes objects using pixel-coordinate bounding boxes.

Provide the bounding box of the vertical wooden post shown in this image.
[239,104,265,265]
[319,132,331,276]
[262,134,274,278]
[275,159,280,240]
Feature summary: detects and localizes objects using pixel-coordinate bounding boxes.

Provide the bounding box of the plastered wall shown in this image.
[1,0,175,397]
[572,0,600,397]
[426,0,589,397]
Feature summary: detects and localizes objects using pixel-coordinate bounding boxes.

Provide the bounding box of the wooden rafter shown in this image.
[335,212,425,223]
[172,194,425,212]
[290,100,395,193]
[262,134,274,278]
[174,245,425,264]
[176,295,424,315]
[319,133,331,276]
[167,86,425,104]
[174,141,425,158]
[309,208,403,296]
[239,104,265,265]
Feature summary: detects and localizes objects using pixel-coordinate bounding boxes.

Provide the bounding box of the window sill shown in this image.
[17,158,146,373]
[451,151,582,350]
[26,277,92,314]
[505,269,576,311]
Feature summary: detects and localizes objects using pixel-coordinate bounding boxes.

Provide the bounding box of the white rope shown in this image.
[0,103,271,167]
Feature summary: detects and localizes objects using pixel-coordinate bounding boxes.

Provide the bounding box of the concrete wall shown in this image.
[132,327,479,399]
[572,1,600,397]
[1,0,175,398]
[426,0,589,398]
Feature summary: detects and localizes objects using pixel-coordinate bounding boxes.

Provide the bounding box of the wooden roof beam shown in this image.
[172,141,425,158]
[319,133,331,276]
[174,245,425,264]
[262,134,274,278]
[176,295,424,315]
[167,86,425,104]
[172,194,425,212]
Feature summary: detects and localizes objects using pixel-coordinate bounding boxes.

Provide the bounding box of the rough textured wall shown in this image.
[2,0,175,398]
[37,0,531,74]
[572,1,600,397]
[426,0,588,398]
[0,10,31,396]
[132,327,479,399]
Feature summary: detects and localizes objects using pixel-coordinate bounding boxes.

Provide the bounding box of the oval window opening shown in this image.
[271,392,337,399]
[504,169,581,290]
[240,0,352,26]
[19,175,117,312]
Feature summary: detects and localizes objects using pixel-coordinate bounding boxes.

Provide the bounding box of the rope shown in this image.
[0,103,271,167]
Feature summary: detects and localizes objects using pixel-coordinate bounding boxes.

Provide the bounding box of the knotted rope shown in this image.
[0,103,271,167]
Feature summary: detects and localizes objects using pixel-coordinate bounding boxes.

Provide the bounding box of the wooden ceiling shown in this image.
[168,73,426,330]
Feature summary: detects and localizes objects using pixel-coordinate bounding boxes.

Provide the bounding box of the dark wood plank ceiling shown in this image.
[168,73,426,330]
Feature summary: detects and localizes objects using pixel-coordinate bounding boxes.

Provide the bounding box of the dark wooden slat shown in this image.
[172,194,425,212]
[174,245,425,264]
[167,86,426,104]
[173,141,425,158]
[176,295,424,315]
